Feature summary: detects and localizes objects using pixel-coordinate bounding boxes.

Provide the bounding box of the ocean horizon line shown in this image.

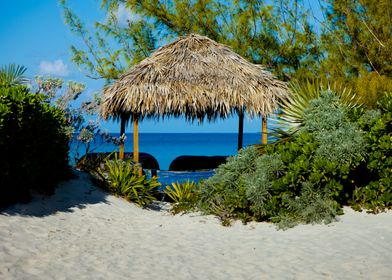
[74,132,263,135]
[70,132,266,169]
[98,132,262,134]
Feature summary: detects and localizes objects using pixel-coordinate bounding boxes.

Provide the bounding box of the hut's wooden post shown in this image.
[238,112,244,151]
[133,115,142,176]
[133,117,139,163]
[262,116,268,145]
[119,116,126,160]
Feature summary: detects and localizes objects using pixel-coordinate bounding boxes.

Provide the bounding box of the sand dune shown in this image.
[1,171,391,279]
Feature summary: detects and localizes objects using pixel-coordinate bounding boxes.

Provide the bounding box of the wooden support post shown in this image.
[237,112,244,151]
[262,116,268,145]
[133,117,142,176]
[133,118,139,163]
[119,117,126,160]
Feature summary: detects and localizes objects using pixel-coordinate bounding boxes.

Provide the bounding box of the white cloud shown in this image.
[39,59,69,77]
[114,3,141,26]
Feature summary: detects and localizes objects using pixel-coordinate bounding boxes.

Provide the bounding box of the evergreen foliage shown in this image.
[60,0,157,81]
[198,147,260,225]
[351,94,392,212]
[198,92,368,228]
[61,0,321,81]
[0,84,70,208]
[321,0,392,77]
[60,0,392,106]
[276,182,338,229]
[320,0,392,106]
[244,155,284,219]
[303,93,365,165]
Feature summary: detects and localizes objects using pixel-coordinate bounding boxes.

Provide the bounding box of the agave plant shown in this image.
[278,80,361,130]
[164,180,197,204]
[377,92,392,113]
[0,64,29,86]
[164,180,199,214]
[97,155,160,207]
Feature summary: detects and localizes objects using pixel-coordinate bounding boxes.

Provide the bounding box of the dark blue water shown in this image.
[150,170,216,190]
[71,133,269,170]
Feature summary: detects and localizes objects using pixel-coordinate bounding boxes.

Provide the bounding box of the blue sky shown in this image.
[0,0,321,134]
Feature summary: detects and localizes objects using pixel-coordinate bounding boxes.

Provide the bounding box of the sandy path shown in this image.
[1,171,391,279]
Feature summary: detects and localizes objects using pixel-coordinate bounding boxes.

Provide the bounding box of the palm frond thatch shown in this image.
[100,34,288,122]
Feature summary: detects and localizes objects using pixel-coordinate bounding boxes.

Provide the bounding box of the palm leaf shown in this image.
[0,64,29,86]
[278,80,361,130]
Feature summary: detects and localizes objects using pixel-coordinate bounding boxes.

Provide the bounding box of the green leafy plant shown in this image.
[243,154,284,219]
[164,180,199,213]
[0,84,70,207]
[97,156,160,207]
[0,64,29,86]
[164,180,196,203]
[269,92,366,205]
[198,147,259,224]
[34,76,122,167]
[350,94,392,212]
[275,182,339,229]
[377,92,392,113]
[198,92,367,228]
[278,80,360,131]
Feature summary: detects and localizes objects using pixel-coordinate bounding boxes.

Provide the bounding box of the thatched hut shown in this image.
[100,33,287,163]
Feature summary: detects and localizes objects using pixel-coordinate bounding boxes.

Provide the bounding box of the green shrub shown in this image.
[278,80,360,131]
[97,157,160,207]
[164,180,198,213]
[303,93,366,165]
[351,94,392,212]
[198,92,366,227]
[244,155,284,219]
[0,85,70,207]
[176,91,389,227]
[198,147,259,224]
[275,182,339,229]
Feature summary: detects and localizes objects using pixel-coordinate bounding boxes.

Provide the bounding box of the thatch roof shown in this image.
[100,33,287,121]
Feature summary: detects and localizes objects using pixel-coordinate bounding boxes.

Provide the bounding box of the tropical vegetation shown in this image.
[0,64,29,86]
[164,180,199,213]
[34,76,122,164]
[2,0,391,225]
[97,156,161,207]
[61,0,392,107]
[195,91,391,228]
[0,82,70,208]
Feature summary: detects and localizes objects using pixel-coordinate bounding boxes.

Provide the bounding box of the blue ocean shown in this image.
[71,133,267,170]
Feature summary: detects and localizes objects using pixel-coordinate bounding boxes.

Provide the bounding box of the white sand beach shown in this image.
[1,171,391,280]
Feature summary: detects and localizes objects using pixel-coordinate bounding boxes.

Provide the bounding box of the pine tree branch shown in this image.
[365,53,381,76]
[359,17,385,48]
[357,0,385,48]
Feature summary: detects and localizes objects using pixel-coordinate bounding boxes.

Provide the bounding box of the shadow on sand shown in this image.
[0,170,110,217]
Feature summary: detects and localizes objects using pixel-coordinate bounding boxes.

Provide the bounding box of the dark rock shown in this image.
[77,152,160,170]
[169,155,227,171]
